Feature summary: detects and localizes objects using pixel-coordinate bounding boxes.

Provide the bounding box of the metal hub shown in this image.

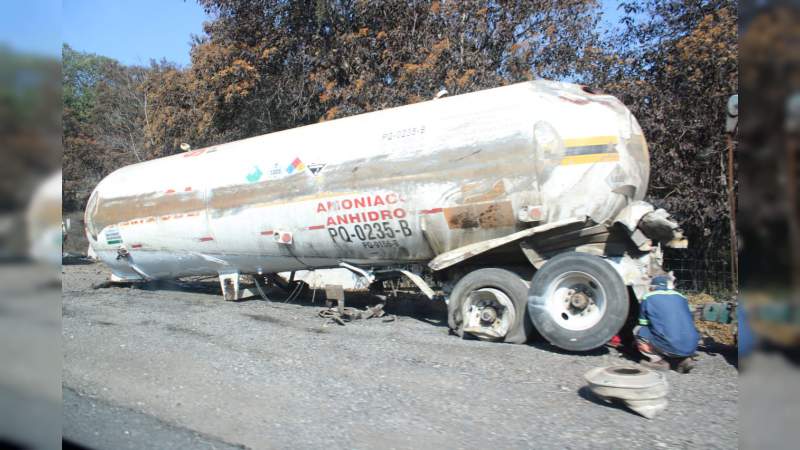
[480,306,498,324]
[544,271,607,331]
[461,288,516,341]
[569,291,591,311]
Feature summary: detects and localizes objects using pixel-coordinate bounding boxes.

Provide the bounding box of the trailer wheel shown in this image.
[528,252,628,351]
[447,268,533,344]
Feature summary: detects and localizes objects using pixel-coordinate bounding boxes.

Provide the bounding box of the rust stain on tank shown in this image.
[91,191,206,231]
[444,201,514,229]
[89,140,535,230]
[207,141,533,215]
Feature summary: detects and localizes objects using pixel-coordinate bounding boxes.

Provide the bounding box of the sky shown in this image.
[600,1,625,29]
[2,1,625,66]
[0,0,62,56]
[62,0,210,66]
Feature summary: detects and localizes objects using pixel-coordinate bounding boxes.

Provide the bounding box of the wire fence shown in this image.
[663,255,735,299]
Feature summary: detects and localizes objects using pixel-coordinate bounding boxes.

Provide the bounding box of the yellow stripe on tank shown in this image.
[563,135,619,148]
[559,135,620,165]
[560,152,620,166]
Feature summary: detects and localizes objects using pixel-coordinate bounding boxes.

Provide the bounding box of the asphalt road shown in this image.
[62,263,738,449]
[64,387,243,450]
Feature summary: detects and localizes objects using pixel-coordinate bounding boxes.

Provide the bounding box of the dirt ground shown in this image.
[62,263,738,449]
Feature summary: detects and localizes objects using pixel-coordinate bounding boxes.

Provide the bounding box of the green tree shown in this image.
[588,0,737,266]
[143,0,603,156]
[63,44,148,209]
[0,46,60,210]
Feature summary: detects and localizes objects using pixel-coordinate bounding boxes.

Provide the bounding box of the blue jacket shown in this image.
[737,306,755,357]
[637,290,699,357]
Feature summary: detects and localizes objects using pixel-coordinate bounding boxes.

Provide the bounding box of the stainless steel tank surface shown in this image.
[85,80,651,281]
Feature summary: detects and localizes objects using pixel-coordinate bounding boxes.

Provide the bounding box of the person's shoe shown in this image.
[640,358,669,371]
[675,358,694,374]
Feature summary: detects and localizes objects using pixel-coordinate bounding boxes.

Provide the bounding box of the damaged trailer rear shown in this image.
[84,80,685,351]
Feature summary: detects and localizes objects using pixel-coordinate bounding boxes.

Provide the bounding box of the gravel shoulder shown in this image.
[62,263,738,449]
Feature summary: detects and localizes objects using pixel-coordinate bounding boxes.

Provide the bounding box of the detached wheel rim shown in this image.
[461,288,516,341]
[544,271,607,331]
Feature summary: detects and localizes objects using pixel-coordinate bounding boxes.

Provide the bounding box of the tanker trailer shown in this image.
[84,80,685,351]
[27,171,63,267]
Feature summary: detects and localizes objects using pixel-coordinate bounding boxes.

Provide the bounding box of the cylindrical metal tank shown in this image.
[85,80,650,281]
[28,171,62,267]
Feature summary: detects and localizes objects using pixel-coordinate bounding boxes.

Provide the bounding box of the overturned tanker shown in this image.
[85,80,685,351]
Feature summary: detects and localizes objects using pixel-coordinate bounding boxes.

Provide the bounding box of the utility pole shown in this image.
[786,93,800,303]
[725,95,739,295]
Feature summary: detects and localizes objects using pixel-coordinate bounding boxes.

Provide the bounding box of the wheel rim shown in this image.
[543,270,607,331]
[461,287,516,341]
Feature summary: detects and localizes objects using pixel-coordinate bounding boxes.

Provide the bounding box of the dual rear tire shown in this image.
[446,253,629,351]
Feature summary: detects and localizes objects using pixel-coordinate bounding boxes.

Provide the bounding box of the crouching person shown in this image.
[635,275,700,373]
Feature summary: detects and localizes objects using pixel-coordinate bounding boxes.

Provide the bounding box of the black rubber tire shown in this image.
[447,268,533,344]
[527,252,629,351]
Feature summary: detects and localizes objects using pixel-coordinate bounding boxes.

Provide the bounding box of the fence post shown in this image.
[725,94,739,295]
